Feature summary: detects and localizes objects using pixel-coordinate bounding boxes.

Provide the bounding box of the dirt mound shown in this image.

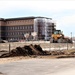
[1,44,75,58]
[0,72,5,75]
[0,44,44,58]
[50,50,65,55]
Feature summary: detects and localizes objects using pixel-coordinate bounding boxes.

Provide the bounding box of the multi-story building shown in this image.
[0,17,56,41]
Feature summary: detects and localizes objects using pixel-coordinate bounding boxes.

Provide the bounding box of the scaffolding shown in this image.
[34,18,56,40]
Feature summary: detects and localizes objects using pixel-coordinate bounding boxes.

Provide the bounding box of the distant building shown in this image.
[0,16,56,41]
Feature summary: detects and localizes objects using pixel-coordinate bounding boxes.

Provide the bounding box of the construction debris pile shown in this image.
[0,44,75,58]
[0,44,46,58]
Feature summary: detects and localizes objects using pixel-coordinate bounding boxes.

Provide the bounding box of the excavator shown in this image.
[50,30,72,43]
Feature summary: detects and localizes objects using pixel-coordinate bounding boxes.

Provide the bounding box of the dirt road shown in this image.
[0,58,75,75]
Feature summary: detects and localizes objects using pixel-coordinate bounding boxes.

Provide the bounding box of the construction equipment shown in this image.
[50,30,72,43]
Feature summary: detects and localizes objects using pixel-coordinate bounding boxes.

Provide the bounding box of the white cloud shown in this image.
[56,14,75,36]
[61,15,75,25]
[0,1,75,13]
[57,14,75,27]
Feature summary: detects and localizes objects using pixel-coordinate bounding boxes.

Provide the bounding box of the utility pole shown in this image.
[71,32,72,42]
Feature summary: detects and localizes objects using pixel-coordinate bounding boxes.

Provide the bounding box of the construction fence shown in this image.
[0,41,75,52]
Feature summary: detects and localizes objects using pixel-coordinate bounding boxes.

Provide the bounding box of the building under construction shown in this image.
[0,16,56,41]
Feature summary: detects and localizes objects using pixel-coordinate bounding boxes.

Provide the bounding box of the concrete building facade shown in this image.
[0,17,56,41]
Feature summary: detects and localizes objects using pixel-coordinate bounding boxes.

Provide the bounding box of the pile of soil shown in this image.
[0,44,45,58]
[1,44,75,58]
[49,50,65,55]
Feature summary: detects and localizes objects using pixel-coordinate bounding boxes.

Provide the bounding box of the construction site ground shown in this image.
[0,49,75,64]
[0,42,75,75]
[0,42,75,60]
[0,58,75,75]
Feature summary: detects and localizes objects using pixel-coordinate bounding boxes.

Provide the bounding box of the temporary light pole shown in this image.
[71,32,72,42]
[8,39,11,54]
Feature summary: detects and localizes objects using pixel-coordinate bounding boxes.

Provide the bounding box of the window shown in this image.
[17,26,19,30]
[8,33,9,35]
[14,27,16,30]
[17,32,19,35]
[6,27,7,30]
[10,33,12,35]
[6,33,7,36]
[7,27,9,30]
[25,26,27,29]
[31,25,33,29]
[20,26,23,30]
[28,26,29,29]
[23,26,24,29]
[12,32,13,35]
[12,27,14,30]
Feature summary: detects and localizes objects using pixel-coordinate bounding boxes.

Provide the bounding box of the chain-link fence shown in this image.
[0,41,75,54]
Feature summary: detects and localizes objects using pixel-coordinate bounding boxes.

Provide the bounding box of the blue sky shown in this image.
[0,0,75,37]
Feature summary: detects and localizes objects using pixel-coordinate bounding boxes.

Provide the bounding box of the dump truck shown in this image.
[50,30,72,43]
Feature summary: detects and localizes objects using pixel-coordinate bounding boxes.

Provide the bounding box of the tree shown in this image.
[31,32,37,41]
[24,33,29,41]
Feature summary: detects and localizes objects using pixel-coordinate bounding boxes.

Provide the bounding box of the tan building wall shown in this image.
[0,17,55,41]
[0,21,5,26]
[0,17,35,40]
[6,19,34,26]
